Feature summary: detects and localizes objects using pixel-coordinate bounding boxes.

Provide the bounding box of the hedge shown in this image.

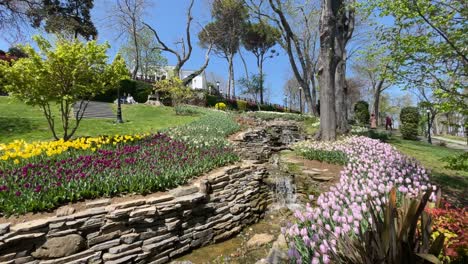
[400,106,420,140]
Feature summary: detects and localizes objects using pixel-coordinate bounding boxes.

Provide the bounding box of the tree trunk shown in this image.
[373,89,381,126]
[318,0,338,141]
[258,56,264,104]
[311,74,318,116]
[226,55,232,97]
[131,22,140,79]
[335,59,347,133]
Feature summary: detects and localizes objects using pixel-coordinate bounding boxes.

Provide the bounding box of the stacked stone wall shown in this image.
[0,161,269,264]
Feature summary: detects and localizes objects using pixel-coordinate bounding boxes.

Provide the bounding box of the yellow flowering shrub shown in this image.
[0,133,149,162]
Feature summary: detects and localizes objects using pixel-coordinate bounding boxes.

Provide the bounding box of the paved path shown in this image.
[73,101,114,119]
[432,136,467,151]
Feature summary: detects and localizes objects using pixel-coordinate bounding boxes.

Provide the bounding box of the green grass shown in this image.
[389,136,467,193]
[0,96,198,143]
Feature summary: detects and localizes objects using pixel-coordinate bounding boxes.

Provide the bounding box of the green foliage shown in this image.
[206,94,223,107]
[153,77,193,114]
[400,106,421,140]
[174,104,202,116]
[443,152,468,172]
[298,149,347,165]
[354,101,370,126]
[0,35,129,141]
[330,189,444,264]
[242,22,280,55]
[29,0,97,40]
[360,0,467,115]
[215,102,227,111]
[353,129,392,142]
[237,100,247,111]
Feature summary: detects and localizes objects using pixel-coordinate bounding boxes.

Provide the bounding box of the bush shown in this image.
[206,94,221,107]
[400,106,420,140]
[443,152,468,171]
[237,100,247,112]
[215,102,227,111]
[93,79,152,103]
[354,101,370,126]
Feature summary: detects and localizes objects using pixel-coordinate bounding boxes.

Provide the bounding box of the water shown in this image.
[269,154,302,211]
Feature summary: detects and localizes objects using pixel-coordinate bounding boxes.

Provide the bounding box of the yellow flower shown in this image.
[14,159,19,164]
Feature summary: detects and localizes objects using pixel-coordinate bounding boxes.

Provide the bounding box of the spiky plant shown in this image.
[329,188,444,264]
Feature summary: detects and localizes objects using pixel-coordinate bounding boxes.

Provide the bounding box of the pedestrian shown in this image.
[385,115,393,130]
[370,113,377,129]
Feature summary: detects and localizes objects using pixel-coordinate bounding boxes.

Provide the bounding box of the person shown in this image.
[385,115,393,130]
[126,94,136,104]
[370,113,377,129]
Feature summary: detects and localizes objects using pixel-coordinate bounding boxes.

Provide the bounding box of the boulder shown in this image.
[246,233,275,248]
[32,234,85,259]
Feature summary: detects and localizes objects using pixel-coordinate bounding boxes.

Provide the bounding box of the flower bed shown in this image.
[245,111,315,122]
[0,108,240,215]
[287,136,436,263]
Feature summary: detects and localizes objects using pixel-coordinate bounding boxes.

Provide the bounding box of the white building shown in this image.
[136,66,207,90]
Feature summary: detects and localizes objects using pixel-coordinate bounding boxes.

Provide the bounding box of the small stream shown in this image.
[174,153,297,264]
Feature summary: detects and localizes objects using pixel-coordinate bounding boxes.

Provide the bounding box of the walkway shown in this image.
[73,101,114,119]
[421,136,468,151]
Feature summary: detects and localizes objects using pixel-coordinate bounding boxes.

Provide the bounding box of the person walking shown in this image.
[385,115,393,130]
[370,113,377,129]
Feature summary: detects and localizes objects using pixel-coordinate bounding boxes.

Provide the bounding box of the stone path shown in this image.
[432,136,467,151]
[73,101,114,119]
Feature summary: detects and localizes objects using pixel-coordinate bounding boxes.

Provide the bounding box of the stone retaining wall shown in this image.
[0,161,269,264]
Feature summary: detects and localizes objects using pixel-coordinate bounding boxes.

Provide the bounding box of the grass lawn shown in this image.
[389,136,467,205]
[437,134,467,143]
[0,96,198,143]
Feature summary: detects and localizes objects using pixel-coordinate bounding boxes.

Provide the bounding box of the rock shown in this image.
[56,206,76,217]
[302,170,320,176]
[86,198,111,208]
[146,194,174,204]
[266,248,289,264]
[247,233,275,248]
[170,186,199,197]
[0,223,10,235]
[32,234,85,259]
[10,218,50,232]
[312,176,334,181]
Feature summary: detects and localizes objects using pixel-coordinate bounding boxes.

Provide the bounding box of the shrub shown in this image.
[443,152,468,171]
[400,106,421,140]
[206,94,221,107]
[237,100,247,112]
[354,101,370,126]
[93,79,151,103]
[154,77,193,112]
[215,102,227,111]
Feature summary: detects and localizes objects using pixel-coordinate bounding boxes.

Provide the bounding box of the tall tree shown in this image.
[242,21,280,104]
[334,0,355,133]
[119,27,167,80]
[257,0,320,115]
[199,0,248,98]
[30,0,98,40]
[114,0,148,79]
[143,0,212,87]
[0,0,42,42]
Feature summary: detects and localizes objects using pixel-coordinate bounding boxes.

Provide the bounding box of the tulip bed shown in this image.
[0,109,240,215]
[287,136,436,264]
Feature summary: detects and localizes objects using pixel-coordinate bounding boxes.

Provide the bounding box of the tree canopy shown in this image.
[0,36,129,140]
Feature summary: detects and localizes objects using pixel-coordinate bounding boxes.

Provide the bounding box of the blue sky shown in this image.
[0,0,409,106]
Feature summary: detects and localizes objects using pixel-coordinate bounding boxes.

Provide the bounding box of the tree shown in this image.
[199,0,248,98]
[7,46,28,58]
[256,0,321,115]
[317,0,342,141]
[363,0,467,115]
[119,27,167,80]
[30,0,98,40]
[143,0,212,87]
[0,36,129,140]
[0,0,44,42]
[238,73,263,103]
[334,0,355,133]
[242,21,280,104]
[353,45,393,126]
[114,0,148,79]
[153,77,193,115]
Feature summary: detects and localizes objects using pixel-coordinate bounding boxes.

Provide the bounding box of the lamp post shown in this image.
[298,87,303,113]
[216,81,220,94]
[426,109,431,144]
[284,96,287,112]
[116,85,123,123]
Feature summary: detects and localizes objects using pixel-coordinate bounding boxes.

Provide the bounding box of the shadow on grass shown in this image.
[0,117,42,137]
